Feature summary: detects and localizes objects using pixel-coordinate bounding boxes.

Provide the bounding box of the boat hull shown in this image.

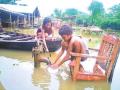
[0,40,36,51]
[0,32,61,52]
[0,39,61,52]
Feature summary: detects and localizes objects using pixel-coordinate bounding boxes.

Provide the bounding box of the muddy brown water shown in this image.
[0,49,120,90]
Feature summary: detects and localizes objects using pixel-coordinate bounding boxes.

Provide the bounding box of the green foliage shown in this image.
[88,1,104,15]
[50,1,120,31]
[101,19,120,30]
[64,8,78,16]
[76,12,89,26]
[88,1,105,25]
[61,8,79,24]
[52,8,63,19]
[109,4,120,19]
[100,3,120,30]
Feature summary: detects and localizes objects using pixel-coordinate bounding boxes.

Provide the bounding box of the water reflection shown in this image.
[0,56,41,90]
[59,80,110,90]
[32,67,51,89]
[0,49,112,90]
[32,64,60,90]
[0,49,33,61]
[0,82,5,90]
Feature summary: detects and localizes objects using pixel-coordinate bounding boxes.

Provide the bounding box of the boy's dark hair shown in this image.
[59,25,73,35]
[42,17,52,26]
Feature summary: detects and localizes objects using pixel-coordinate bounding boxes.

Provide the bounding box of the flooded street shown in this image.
[0,49,119,90]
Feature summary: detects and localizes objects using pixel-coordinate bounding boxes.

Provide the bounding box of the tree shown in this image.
[64,8,78,16]
[101,4,120,30]
[52,8,63,19]
[63,8,78,24]
[76,12,89,26]
[88,0,105,25]
[109,4,120,19]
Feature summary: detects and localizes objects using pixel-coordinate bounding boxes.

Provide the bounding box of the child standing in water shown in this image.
[36,17,54,52]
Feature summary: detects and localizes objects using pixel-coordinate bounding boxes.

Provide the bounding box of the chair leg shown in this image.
[93,64,104,74]
[79,64,85,72]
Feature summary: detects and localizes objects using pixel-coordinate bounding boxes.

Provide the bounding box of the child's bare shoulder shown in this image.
[71,36,81,42]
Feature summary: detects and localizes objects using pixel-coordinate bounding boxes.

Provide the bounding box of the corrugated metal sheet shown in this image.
[0,4,37,14]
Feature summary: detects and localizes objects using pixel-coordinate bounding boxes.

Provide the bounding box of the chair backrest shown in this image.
[97,34,120,79]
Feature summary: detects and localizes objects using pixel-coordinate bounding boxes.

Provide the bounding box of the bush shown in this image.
[101,19,120,30]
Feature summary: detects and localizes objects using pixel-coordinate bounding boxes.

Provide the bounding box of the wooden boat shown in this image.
[0,31,61,52]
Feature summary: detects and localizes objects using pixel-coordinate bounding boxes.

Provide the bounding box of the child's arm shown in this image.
[41,29,49,52]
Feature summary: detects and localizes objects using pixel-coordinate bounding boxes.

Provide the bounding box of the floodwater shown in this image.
[0,49,120,90]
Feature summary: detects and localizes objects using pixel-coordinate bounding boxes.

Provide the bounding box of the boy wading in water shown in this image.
[36,17,54,52]
[51,25,89,70]
[34,17,54,66]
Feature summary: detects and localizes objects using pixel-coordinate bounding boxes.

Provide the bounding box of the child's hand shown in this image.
[50,64,59,69]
